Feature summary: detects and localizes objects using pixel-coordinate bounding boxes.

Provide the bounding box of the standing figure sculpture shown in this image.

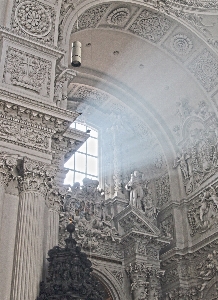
[125,171,144,209]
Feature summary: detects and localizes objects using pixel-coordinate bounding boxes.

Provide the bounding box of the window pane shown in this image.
[75,152,86,173]
[64,170,74,185]
[89,129,98,138]
[76,123,86,132]
[64,155,74,169]
[77,141,86,154]
[75,172,85,184]
[87,137,98,156]
[87,156,98,176]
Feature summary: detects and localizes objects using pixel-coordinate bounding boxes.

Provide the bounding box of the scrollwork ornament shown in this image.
[15,1,52,37]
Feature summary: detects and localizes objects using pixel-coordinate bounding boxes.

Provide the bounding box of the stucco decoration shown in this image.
[173,98,218,194]
[128,9,172,43]
[155,174,171,207]
[72,4,110,32]
[15,1,52,37]
[59,178,123,259]
[187,185,218,236]
[11,0,55,44]
[3,47,52,96]
[170,34,193,56]
[72,85,109,106]
[188,49,218,92]
[106,7,130,26]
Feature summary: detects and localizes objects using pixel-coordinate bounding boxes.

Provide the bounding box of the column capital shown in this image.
[17,157,56,195]
[0,152,19,186]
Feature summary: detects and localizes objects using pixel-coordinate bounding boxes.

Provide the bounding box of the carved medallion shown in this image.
[170,34,193,56]
[15,1,51,37]
[107,7,130,26]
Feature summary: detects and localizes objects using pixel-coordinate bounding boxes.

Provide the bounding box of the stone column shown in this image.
[10,157,54,300]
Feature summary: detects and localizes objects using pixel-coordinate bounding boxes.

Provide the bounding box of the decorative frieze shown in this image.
[3,47,52,96]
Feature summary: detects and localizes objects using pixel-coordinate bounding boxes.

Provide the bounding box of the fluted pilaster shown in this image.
[10,157,55,300]
[11,191,45,300]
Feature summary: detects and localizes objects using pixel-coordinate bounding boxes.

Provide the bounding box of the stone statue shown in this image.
[125,171,144,209]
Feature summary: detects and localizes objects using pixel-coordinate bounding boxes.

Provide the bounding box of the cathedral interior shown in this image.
[1,0,218,299]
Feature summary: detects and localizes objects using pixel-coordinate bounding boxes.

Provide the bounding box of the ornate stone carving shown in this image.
[46,185,67,213]
[15,1,51,37]
[170,34,193,56]
[187,185,218,236]
[54,69,76,107]
[160,215,174,239]
[0,101,58,153]
[107,7,130,26]
[3,47,52,96]
[188,49,218,92]
[125,171,158,220]
[109,270,124,286]
[197,250,218,297]
[59,178,123,259]
[164,286,200,300]
[58,0,75,44]
[71,85,109,107]
[17,157,56,195]
[0,153,19,185]
[11,0,55,44]
[118,210,159,235]
[126,262,164,300]
[173,100,218,194]
[129,9,172,43]
[72,4,110,32]
[155,174,170,207]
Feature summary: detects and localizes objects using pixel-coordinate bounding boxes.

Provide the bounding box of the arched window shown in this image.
[64,122,98,185]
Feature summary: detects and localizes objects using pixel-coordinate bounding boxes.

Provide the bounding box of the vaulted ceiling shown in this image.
[61,1,218,197]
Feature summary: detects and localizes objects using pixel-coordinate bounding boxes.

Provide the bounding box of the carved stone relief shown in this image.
[69,84,109,107]
[11,0,55,44]
[128,9,172,43]
[58,0,75,44]
[17,156,56,195]
[155,174,171,208]
[59,178,123,260]
[188,49,218,92]
[72,4,110,33]
[3,47,52,96]
[187,185,218,236]
[125,171,158,220]
[160,215,174,239]
[173,98,218,194]
[106,7,130,26]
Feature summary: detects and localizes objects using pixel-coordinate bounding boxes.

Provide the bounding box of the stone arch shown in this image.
[92,266,125,300]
